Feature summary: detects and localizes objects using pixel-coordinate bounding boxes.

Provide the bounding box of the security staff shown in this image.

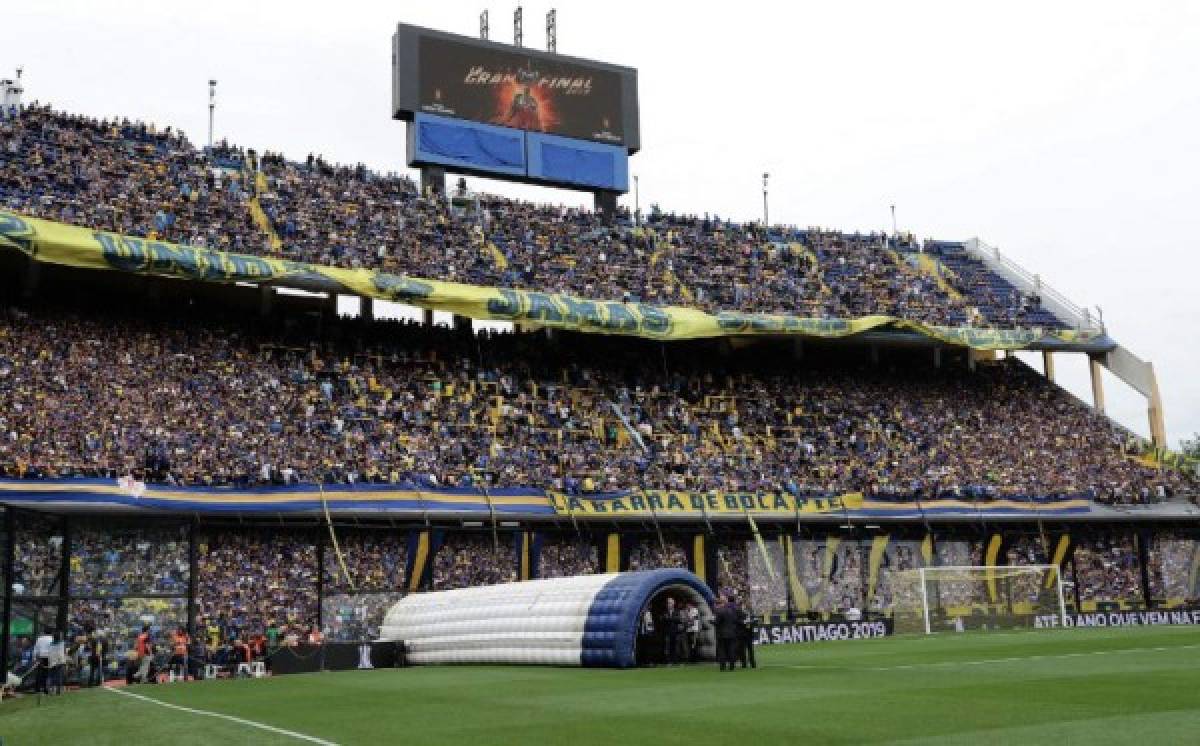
[712,596,740,671]
[660,598,684,665]
[736,607,758,669]
[87,631,105,687]
[637,608,657,665]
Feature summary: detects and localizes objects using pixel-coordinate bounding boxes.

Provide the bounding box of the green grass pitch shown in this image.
[2,626,1198,745]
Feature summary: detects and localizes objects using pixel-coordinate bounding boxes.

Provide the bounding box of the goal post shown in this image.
[893,565,1067,635]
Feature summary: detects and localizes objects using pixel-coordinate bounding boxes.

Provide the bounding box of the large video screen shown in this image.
[418,35,623,145]
[395,24,638,151]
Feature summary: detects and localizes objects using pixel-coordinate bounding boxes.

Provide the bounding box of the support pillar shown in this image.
[21,259,40,299]
[1146,362,1167,448]
[0,509,14,679]
[1089,354,1106,415]
[57,516,70,637]
[145,278,163,306]
[420,165,446,197]
[187,519,199,636]
[316,535,325,632]
[932,347,942,369]
[1042,350,1055,382]
[423,309,435,327]
[259,286,274,317]
[792,339,804,361]
[593,190,618,216]
[359,296,374,323]
[869,345,880,367]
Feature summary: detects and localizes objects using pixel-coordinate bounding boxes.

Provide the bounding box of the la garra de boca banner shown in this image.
[549,490,864,516]
[547,491,1093,517]
[0,210,1103,349]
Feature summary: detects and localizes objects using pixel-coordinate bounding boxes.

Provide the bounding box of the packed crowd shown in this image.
[538,538,599,578]
[432,534,518,590]
[1146,533,1199,604]
[195,532,319,645]
[1070,534,1143,603]
[11,513,62,596]
[323,531,407,593]
[68,597,187,662]
[0,105,1065,328]
[795,540,867,613]
[929,540,986,605]
[5,524,1199,671]
[0,301,1188,505]
[321,593,405,642]
[870,540,925,612]
[70,522,189,597]
[628,539,688,571]
[717,545,750,605]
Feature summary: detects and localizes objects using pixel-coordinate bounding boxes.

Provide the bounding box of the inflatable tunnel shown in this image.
[379,569,716,668]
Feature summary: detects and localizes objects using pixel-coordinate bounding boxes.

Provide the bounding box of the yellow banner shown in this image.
[547,490,863,516]
[0,210,1105,349]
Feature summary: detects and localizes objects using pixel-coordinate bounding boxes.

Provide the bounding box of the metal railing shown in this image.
[964,238,1105,334]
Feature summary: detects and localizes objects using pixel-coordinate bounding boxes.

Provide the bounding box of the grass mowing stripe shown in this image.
[765,641,1200,672]
[104,686,340,745]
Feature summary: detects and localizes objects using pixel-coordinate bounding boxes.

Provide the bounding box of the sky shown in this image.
[4,0,1198,446]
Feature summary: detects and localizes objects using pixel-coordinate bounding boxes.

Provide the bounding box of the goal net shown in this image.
[892,565,1066,635]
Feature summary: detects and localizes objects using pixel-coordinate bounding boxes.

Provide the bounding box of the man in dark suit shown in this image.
[712,596,740,671]
[659,598,684,665]
[736,607,758,669]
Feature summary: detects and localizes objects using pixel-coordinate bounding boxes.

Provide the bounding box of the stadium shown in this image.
[1,3,1199,744]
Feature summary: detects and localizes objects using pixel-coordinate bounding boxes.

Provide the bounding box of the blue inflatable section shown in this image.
[411,113,526,176]
[581,569,714,668]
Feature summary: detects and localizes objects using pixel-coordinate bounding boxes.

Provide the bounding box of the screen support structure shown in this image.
[593,190,617,216]
[421,166,446,197]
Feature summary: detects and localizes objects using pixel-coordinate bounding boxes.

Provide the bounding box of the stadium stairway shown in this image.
[912,250,967,302]
[484,240,509,270]
[246,168,284,255]
[787,241,834,299]
[649,231,694,303]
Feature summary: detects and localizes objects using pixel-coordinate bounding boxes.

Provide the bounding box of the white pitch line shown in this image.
[104,685,339,745]
[767,643,1200,673]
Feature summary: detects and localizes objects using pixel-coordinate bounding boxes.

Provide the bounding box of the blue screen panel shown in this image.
[410,113,526,177]
[527,132,628,192]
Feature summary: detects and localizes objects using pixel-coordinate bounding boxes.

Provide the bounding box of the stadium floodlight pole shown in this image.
[762,172,769,227]
[633,175,639,224]
[207,79,217,152]
[480,9,489,40]
[890,204,897,235]
[514,6,523,47]
[546,9,556,53]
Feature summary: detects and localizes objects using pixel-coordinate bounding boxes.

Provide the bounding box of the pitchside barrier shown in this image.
[755,607,1200,645]
[268,641,403,676]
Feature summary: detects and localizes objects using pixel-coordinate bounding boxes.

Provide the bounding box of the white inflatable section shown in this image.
[380,573,619,665]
